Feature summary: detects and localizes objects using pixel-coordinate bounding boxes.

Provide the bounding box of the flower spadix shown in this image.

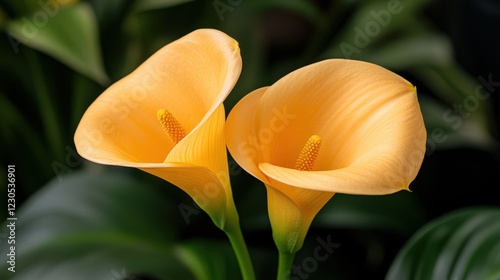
[226,59,426,254]
[74,29,242,229]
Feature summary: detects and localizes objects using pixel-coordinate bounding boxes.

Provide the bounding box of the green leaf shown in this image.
[5,3,109,85]
[314,192,426,235]
[360,33,452,71]
[346,0,431,35]
[413,62,496,151]
[324,29,452,69]
[413,63,494,123]
[386,207,500,280]
[322,0,432,59]
[419,94,494,151]
[0,170,195,279]
[133,0,195,12]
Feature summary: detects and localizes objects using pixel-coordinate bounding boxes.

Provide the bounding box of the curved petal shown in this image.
[260,155,419,195]
[227,59,425,194]
[266,187,304,254]
[256,61,426,194]
[225,87,270,184]
[227,86,336,252]
[259,99,426,195]
[167,105,231,190]
[253,59,421,171]
[266,183,334,253]
[140,164,227,228]
[74,29,241,165]
[226,58,425,256]
[75,106,231,228]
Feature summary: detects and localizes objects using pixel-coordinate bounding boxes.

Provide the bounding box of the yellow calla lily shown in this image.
[226,59,426,255]
[74,29,241,229]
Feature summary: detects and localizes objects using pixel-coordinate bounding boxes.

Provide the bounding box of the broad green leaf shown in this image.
[0,170,195,279]
[5,3,109,85]
[345,0,431,34]
[413,63,496,151]
[413,63,494,117]
[324,29,452,69]
[419,95,457,135]
[322,0,433,60]
[314,192,426,235]
[133,0,195,12]
[419,94,494,152]
[360,33,452,71]
[386,207,500,280]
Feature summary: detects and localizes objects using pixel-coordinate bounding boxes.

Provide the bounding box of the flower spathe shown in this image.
[226,59,426,254]
[74,29,242,229]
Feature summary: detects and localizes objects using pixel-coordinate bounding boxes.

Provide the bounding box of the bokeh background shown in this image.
[1,0,499,279]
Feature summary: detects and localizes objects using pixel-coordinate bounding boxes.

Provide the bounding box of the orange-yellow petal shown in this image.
[266,184,333,254]
[226,59,426,253]
[141,163,227,228]
[74,29,242,227]
[225,87,270,183]
[228,59,425,195]
[167,105,234,202]
[74,29,241,166]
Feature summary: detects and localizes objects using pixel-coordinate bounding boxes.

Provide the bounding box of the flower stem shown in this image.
[222,196,255,280]
[276,252,296,280]
[224,222,256,280]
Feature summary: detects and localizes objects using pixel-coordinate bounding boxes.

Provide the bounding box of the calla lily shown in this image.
[74,29,242,229]
[226,59,426,255]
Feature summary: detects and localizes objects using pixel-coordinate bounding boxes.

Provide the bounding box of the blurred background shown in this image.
[1,0,499,279]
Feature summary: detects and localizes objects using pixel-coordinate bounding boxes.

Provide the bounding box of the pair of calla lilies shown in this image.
[74,29,426,279]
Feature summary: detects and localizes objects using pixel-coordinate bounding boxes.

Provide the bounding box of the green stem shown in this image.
[276,252,296,280]
[224,224,255,280]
